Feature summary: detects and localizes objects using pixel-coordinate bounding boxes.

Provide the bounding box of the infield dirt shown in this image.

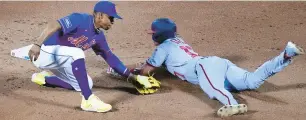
[1,1,306,120]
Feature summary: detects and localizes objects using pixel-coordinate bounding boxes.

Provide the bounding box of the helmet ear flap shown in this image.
[152,33,159,43]
[151,18,177,44]
[153,31,176,44]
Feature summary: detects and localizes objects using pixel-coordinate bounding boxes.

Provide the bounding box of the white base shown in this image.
[10,44,34,61]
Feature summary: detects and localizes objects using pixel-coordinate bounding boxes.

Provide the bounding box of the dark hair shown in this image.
[93,11,102,16]
[93,11,114,23]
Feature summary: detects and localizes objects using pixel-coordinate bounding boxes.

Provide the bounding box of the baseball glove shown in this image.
[141,75,161,95]
[135,87,159,95]
[127,74,161,95]
[107,67,161,95]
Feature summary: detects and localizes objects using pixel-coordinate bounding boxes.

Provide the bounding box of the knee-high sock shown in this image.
[71,58,92,100]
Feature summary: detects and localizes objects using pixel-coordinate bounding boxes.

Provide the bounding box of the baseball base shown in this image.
[10,44,33,61]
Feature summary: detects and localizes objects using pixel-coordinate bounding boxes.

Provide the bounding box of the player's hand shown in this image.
[130,68,142,75]
[28,44,41,62]
[106,67,161,95]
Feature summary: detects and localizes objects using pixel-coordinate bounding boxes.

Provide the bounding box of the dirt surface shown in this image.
[1,1,306,120]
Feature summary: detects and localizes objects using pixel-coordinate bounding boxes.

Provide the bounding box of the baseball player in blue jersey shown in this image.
[27,1,160,113]
[107,18,305,117]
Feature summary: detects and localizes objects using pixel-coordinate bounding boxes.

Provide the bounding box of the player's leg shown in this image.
[225,41,304,90]
[32,45,111,112]
[32,45,93,94]
[48,67,93,92]
[31,70,74,90]
[196,56,238,105]
[32,68,94,91]
[45,76,74,90]
[196,56,247,117]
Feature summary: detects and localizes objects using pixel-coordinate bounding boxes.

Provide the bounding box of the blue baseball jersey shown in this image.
[44,13,107,52]
[42,13,130,77]
[146,37,201,84]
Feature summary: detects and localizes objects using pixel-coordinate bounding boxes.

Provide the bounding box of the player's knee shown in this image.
[246,75,263,90]
[208,96,216,100]
[71,48,85,60]
[245,72,267,90]
[247,83,261,89]
[204,90,217,99]
[200,86,219,99]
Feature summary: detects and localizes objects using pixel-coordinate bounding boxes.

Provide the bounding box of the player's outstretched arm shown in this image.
[92,37,161,92]
[35,21,61,46]
[127,62,157,76]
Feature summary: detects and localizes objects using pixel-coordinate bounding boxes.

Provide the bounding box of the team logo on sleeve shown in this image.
[63,17,72,28]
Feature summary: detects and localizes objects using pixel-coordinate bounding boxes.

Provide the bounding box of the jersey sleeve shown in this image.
[146,47,168,67]
[91,33,111,55]
[92,34,130,77]
[57,13,84,35]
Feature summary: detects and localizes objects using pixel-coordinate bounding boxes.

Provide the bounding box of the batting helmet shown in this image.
[149,18,177,44]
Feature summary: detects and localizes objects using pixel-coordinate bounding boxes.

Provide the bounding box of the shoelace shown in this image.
[91,95,106,105]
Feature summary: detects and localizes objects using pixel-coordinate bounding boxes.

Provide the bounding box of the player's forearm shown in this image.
[132,62,156,76]
[35,21,61,45]
[101,53,131,77]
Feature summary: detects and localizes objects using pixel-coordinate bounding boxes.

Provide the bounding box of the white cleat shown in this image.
[217,104,248,117]
[106,67,123,78]
[285,41,305,58]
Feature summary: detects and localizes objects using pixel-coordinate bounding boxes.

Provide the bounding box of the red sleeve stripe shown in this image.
[146,61,156,68]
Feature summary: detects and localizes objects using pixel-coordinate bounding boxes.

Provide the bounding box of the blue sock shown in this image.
[45,76,74,90]
[71,58,92,100]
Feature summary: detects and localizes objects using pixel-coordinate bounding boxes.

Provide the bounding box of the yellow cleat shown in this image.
[81,94,112,113]
[31,71,51,86]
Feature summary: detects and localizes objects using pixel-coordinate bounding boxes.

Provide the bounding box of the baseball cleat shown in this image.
[284,41,305,58]
[81,94,112,113]
[106,66,122,78]
[31,71,51,85]
[217,104,248,117]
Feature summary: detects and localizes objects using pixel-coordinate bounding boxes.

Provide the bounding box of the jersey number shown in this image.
[170,38,198,58]
[179,45,198,58]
